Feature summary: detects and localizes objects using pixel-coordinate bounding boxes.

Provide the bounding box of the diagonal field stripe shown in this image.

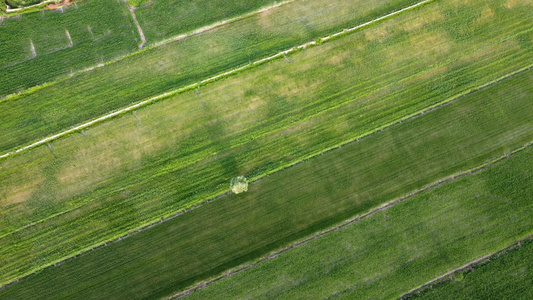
[0,0,436,161]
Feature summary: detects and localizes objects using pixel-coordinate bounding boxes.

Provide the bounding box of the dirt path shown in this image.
[65,29,73,47]
[128,4,146,49]
[29,39,36,58]
[150,0,296,48]
[0,0,439,160]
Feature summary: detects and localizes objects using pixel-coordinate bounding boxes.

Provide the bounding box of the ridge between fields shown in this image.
[0,0,436,160]
[1,63,531,290]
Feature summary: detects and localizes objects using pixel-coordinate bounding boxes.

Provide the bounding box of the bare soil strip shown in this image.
[29,39,36,58]
[127,3,146,48]
[65,29,73,47]
[0,0,436,160]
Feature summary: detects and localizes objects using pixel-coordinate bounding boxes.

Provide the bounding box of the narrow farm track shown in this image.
[128,4,146,48]
[0,0,435,160]
[169,144,533,299]
[398,234,533,299]
[1,64,531,290]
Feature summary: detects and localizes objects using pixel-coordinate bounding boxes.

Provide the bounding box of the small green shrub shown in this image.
[230,176,248,194]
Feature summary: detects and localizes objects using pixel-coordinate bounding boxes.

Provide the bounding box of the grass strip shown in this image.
[1,57,532,299]
[0,0,438,152]
[401,236,533,300]
[1,0,533,285]
[183,142,533,300]
[134,0,277,44]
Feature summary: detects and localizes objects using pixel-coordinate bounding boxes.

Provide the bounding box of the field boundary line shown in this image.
[0,0,436,160]
[1,64,531,290]
[167,143,533,299]
[398,234,533,299]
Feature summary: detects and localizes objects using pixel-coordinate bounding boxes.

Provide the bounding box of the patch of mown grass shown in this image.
[186,144,533,300]
[0,0,439,152]
[1,0,533,286]
[1,62,532,299]
[407,239,533,300]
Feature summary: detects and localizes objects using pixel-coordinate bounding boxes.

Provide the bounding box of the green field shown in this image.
[135,0,275,42]
[2,0,533,285]
[185,146,533,300]
[1,0,532,298]
[0,0,296,97]
[0,0,139,96]
[0,0,431,152]
[408,239,533,300]
[1,61,531,298]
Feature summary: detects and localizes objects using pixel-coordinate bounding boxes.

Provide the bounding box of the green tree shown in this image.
[0,0,7,14]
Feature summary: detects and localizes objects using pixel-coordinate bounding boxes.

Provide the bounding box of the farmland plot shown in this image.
[408,239,533,300]
[1,62,532,299]
[186,146,533,300]
[0,0,299,97]
[0,0,139,96]
[1,0,533,286]
[134,0,276,43]
[0,0,453,152]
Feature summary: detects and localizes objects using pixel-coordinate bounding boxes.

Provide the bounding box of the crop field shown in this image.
[185,145,533,300]
[0,0,433,152]
[1,62,532,298]
[0,0,139,96]
[1,0,533,286]
[408,238,533,300]
[1,0,532,298]
[0,0,299,97]
[134,0,276,42]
